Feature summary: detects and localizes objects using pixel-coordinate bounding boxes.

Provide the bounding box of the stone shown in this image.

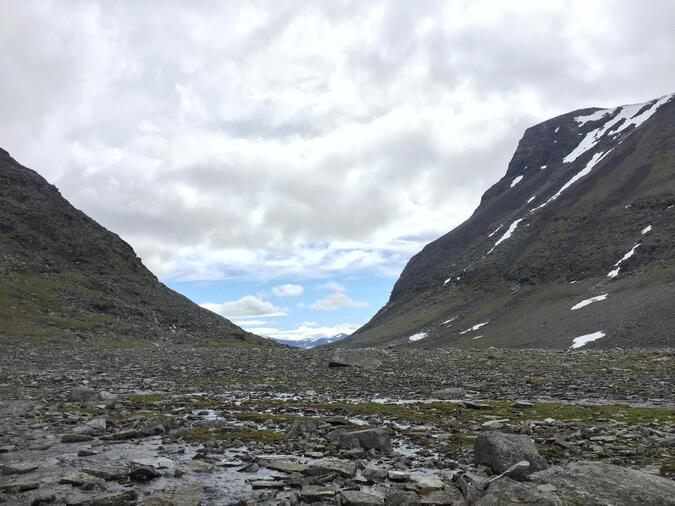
[306,458,356,477]
[528,461,675,506]
[300,485,336,501]
[0,479,40,493]
[250,480,284,490]
[462,401,492,410]
[388,470,410,482]
[128,466,160,481]
[329,348,382,369]
[0,462,39,475]
[364,465,389,481]
[419,488,465,505]
[477,477,562,506]
[183,459,214,473]
[68,387,99,402]
[81,467,128,481]
[101,429,141,440]
[474,432,547,479]
[60,472,105,490]
[0,444,18,452]
[262,458,308,473]
[78,489,138,505]
[386,490,421,506]
[288,420,318,437]
[413,476,444,489]
[140,485,201,506]
[62,433,95,443]
[432,387,466,399]
[340,490,385,506]
[74,418,107,436]
[337,428,392,452]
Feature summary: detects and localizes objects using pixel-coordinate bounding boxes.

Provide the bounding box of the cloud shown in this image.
[310,291,369,311]
[318,281,346,292]
[272,283,304,297]
[200,295,287,318]
[231,319,270,326]
[245,321,358,342]
[2,1,674,282]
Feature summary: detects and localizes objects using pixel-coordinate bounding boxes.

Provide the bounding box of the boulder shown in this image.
[337,428,392,452]
[477,477,562,505]
[474,432,547,479]
[528,461,675,506]
[329,348,382,369]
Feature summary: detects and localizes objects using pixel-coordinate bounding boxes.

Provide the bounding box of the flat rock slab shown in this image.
[477,477,562,506]
[261,458,308,473]
[474,431,547,479]
[0,462,39,475]
[529,461,675,506]
[306,458,356,477]
[329,349,382,369]
[340,490,385,506]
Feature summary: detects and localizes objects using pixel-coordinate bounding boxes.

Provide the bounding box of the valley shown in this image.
[1,343,673,504]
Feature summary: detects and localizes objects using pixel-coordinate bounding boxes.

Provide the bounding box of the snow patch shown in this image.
[443,277,452,286]
[540,165,547,169]
[607,244,640,279]
[510,175,524,187]
[571,294,608,310]
[472,335,483,340]
[554,127,560,133]
[641,225,652,235]
[488,219,524,253]
[531,151,609,212]
[487,224,504,238]
[564,95,672,164]
[460,321,488,334]
[527,195,536,204]
[442,317,456,325]
[408,331,428,342]
[570,331,605,349]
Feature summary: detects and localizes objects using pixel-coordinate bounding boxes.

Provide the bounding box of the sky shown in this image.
[1,1,674,341]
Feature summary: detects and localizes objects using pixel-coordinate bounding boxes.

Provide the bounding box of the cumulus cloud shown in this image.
[310,282,369,311]
[200,296,287,318]
[246,322,358,342]
[272,284,304,297]
[1,1,674,281]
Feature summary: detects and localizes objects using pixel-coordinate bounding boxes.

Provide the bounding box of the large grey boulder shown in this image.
[329,348,382,369]
[474,432,547,479]
[336,428,392,453]
[477,477,562,505]
[528,461,675,506]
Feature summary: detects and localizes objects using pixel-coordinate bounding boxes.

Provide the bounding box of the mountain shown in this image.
[0,148,269,346]
[342,93,675,349]
[272,333,350,349]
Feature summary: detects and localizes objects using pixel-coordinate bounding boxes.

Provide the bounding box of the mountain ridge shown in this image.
[0,149,270,346]
[342,93,675,349]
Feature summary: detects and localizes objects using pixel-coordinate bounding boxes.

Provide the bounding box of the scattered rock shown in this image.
[68,387,99,402]
[0,462,39,475]
[306,458,357,477]
[432,387,466,399]
[477,477,561,506]
[62,434,95,443]
[128,466,160,482]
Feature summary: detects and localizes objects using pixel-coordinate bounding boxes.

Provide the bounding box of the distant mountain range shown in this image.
[272,333,350,349]
[0,147,270,346]
[342,93,675,349]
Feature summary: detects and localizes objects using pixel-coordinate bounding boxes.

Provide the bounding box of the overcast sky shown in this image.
[2,1,674,340]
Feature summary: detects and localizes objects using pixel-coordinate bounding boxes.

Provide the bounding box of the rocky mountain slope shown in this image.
[343,93,675,349]
[0,148,268,345]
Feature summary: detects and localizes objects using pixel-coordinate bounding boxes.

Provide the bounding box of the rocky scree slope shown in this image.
[0,148,267,345]
[344,93,675,349]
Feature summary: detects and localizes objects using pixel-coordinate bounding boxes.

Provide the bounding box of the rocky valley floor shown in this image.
[0,343,674,505]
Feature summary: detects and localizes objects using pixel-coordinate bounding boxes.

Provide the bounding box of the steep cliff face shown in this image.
[344,94,675,349]
[0,148,269,345]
